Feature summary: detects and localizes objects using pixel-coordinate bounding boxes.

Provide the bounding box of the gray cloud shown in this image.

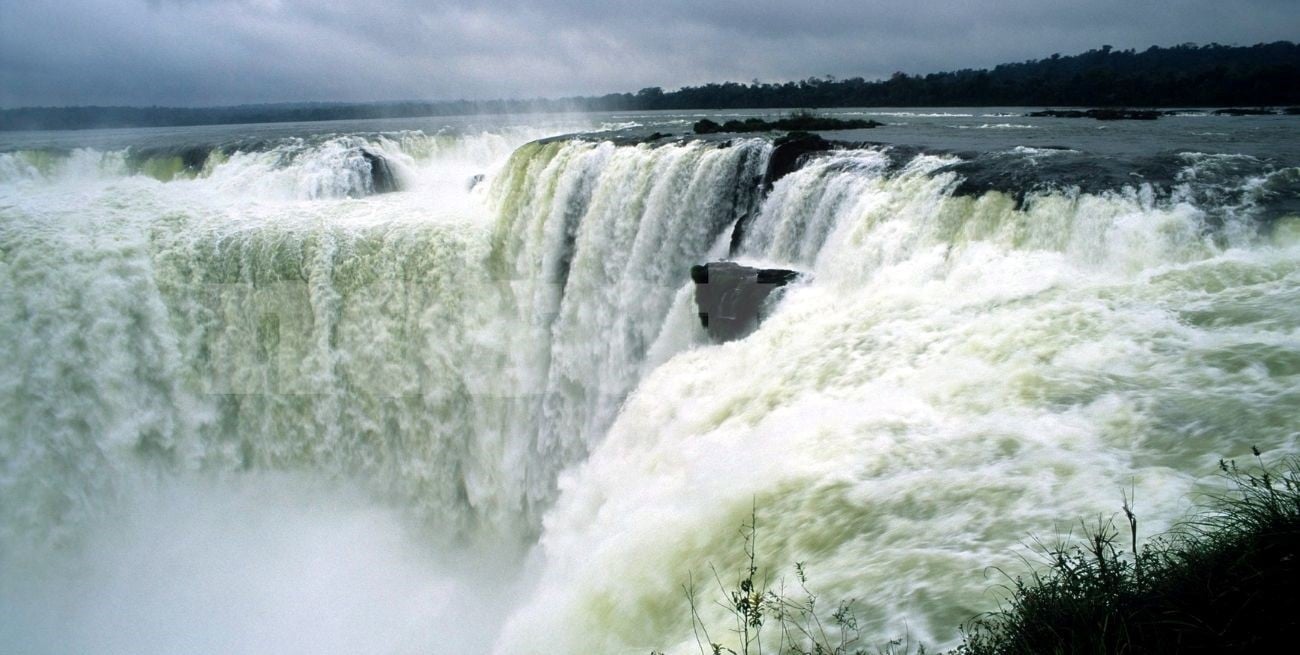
[1,0,1296,107]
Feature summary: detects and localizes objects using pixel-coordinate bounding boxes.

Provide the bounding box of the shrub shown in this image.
[666,452,1300,655]
[958,450,1300,655]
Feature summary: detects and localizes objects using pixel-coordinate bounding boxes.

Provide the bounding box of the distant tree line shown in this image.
[3,42,1298,131]
[600,41,1300,111]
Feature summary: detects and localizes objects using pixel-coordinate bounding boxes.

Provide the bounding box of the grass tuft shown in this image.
[665,452,1300,654]
[658,503,925,655]
[957,451,1300,654]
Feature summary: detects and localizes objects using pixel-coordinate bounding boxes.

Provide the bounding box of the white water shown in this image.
[2,125,1299,654]
[493,147,1300,652]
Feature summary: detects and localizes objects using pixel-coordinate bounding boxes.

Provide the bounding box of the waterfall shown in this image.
[493,145,1300,653]
[0,134,769,550]
[2,129,1298,654]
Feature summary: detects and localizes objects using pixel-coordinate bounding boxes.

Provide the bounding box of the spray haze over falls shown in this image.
[2,111,1299,654]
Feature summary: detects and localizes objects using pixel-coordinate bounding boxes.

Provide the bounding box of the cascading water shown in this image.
[483,138,768,517]
[493,144,1300,653]
[2,119,1298,654]
[0,127,769,653]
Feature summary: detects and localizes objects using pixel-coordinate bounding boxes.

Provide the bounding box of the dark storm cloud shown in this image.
[1,0,1296,107]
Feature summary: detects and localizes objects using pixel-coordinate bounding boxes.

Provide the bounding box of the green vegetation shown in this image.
[627,42,1300,111]
[661,507,924,655]
[673,452,1300,655]
[958,451,1300,654]
[4,42,1298,131]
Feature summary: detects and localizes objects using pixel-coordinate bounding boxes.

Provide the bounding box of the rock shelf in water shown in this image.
[690,261,800,342]
[693,115,884,134]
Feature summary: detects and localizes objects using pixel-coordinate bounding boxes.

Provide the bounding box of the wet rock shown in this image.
[694,115,883,135]
[467,173,485,191]
[693,119,724,134]
[1253,167,1300,225]
[1027,109,1160,120]
[1089,109,1160,120]
[360,149,398,193]
[1213,108,1278,116]
[728,132,835,254]
[764,131,833,191]
[690,261,800,342]
[179,145,213,172]
[126,144,214,178]
[936,150,1182,207]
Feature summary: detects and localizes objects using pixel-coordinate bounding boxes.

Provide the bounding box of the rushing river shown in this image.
[2,109,1298,654]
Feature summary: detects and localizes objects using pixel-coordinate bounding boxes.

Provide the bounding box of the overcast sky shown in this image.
[1,0,1296,108]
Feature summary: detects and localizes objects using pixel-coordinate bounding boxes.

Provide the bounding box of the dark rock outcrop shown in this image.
[764,132,834,191]
[126,144,215,178]
[936,148,1298,228]
[690,262,800,342]
[937,150,1182,208]
[694,115,884,135]
[728,132,836,254]
[360,150,398,194]
[724,132,836,255]
[1027,109,1161,120]
[1213,107,1278,116]
[178,145,212,172]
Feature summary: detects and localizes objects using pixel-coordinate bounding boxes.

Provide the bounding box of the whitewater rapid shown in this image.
[2,121,1298,654]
